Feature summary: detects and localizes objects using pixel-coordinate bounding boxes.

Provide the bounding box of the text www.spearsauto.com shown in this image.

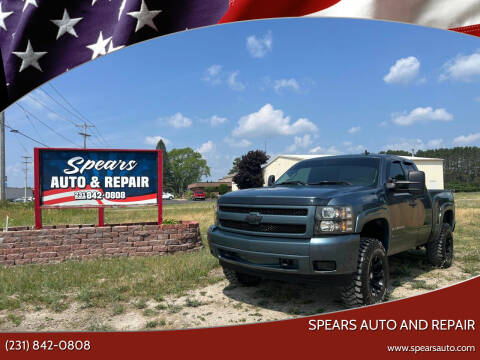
[387,345,476,354]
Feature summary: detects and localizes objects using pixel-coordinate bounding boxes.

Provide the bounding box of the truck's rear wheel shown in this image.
[341,238,389,308]
[426,223,453,268]
[222,266,261,287]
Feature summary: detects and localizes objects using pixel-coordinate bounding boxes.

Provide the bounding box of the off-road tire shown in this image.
[222,266,261,287]
[426,223,453,268]
[341,238,389,308]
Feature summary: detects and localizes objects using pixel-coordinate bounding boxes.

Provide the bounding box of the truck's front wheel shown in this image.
[341,238,389,308]
[222,266,261,287]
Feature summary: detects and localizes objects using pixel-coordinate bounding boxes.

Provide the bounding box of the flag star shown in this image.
[51,9,83,39]
[22,0,38,12]
[0,3,13,31]
[107,40,124,53]
[12,40,47,72]
[92,0,111,6]
[127,0,162,32]
[118,0,126,21]
[86,31,111,60]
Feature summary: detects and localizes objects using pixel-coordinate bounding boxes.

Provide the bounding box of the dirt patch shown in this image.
[0,250,475,332]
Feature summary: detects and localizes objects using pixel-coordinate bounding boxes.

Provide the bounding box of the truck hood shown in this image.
[219,185,371,206]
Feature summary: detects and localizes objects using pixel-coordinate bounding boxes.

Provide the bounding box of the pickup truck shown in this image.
[207,154,455,307]
[193,190,206,201]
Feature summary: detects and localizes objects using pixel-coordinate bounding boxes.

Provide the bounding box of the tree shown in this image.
[156,139,172,192]
[379,150,412,156]
[218,183,230,195]
[228,157,241,175]
[382,146,480,192]
[168,147,210,196]
[233,150,269,189]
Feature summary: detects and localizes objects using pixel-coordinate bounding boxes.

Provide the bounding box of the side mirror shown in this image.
[267,175,275,186]
[408,171,426,195]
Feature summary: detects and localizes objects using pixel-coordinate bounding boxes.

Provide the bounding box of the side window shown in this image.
[389,161,406,181]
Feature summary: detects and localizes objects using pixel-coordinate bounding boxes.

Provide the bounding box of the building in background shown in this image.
[218,174,238,191]
[6,187,33,201]
[401,156,444,190]
[187,178,234,195]
[261,154,444,190]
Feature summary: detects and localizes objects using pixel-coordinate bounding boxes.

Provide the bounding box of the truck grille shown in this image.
[219,219,306,234]
[219,206,307,216]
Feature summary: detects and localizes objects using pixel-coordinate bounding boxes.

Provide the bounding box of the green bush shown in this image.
[162,218,179,224]
[445,183,480,192]
[218,183,230,195]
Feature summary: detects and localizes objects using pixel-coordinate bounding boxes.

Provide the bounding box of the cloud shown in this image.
[145,136,171,146]
[384,56,420,84]
[164,112,192,128]
[232,104,318,138]
[224,137,252,148]
[246,30,273,58]
[383,138,425,152]
[391,107,453,126]
[453,133,480,145]
[309,145,342,155]
[379,121,389,127]
[196,140,215,154]
[342,141,365,153]
[210,115,227,126]
[286,134,313,152]
[203,64,222,85]
[273,78,300,93]
[427,138,443,148]
[227,71,245,91]
[440,51,480,82]
[348,126,361,134]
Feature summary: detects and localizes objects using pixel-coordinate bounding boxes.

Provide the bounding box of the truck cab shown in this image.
[208,154,455,307]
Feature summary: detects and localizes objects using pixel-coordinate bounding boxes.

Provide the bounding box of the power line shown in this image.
[18,105,46,143]
[30,88,103,147]
[16,103,80,147]
[4,123,49,147]
[27,93,79,127]
[48,83,110,147]
[13,131,29,154]
[37,87,84,123]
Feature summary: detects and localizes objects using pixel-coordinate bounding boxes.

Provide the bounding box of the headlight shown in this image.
[314,206,353,235]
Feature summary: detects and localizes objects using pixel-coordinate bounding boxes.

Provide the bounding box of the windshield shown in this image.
[275,157,380,187]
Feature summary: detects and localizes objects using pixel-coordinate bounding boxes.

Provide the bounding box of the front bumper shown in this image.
[207,225,360,277]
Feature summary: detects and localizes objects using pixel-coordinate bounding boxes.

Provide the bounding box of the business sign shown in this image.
[35,149,161,208]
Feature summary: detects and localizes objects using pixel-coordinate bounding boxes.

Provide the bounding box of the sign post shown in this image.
[34,148,162,229]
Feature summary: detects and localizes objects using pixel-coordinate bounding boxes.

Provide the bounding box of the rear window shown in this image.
[276,157,380,187]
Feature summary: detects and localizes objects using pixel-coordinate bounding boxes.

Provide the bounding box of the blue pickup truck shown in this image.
[208,154,455,307]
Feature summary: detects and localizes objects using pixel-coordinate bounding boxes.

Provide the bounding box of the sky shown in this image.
[4,17,480,187]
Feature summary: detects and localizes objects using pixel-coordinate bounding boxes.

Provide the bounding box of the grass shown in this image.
[112,304,125,316]
[0,201,219,312]
[0,193,479,328]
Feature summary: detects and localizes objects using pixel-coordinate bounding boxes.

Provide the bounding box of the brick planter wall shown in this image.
[0,221,202,266]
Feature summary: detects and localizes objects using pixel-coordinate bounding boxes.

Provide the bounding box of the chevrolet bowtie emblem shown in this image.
[245,213,262,225]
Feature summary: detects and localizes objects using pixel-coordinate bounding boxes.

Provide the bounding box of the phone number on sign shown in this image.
[74,191,126,200]
[5,340,91,352]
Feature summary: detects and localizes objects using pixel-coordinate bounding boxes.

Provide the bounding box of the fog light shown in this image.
[313,261,336,271]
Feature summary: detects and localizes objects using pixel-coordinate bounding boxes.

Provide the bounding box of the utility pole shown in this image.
[22,156,31,203]
[0,111,5,201]
[76,122,93,149]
